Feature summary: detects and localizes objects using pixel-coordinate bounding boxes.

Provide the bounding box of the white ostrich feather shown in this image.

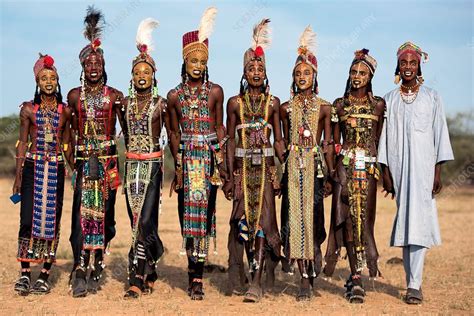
[299,25,316,53]
[198,7,218,43]
[251,18,271,50]
[136,18,159,53]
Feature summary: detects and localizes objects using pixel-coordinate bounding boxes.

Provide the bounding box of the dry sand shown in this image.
[0,178,472,315]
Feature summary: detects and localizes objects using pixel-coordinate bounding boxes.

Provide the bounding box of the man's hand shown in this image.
[433,166,443,194]
[382,169,395,200]
[12,175,21,195]
[222,179,233,201]
[324,181,332,197]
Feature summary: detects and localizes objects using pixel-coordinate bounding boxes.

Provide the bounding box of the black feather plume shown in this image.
[83,6,104,42]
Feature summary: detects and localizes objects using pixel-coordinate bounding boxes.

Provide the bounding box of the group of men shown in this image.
[12,6,453,306]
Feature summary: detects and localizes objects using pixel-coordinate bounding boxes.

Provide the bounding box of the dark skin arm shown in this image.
[279,101,289,148]
[381,164,395,199]
[62,106,74,170]
[12,103,32,195]
[166,89,180,164]
[377,98,395,199]
[374,98,386,148]
[223,96,239,200]
[210,84,227,180]
[166,88,181,195]
[271,96,285,164]
[115,91,126,140]
[321,103,334,196]
[67,88,80,170]
[433,163,443,194]
[161,98,172,146]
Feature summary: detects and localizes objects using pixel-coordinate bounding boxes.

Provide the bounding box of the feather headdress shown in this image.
[243,18,271,68]
[133,18,159,71]
[251,18,271,55]
[198,7,217,44]
[295,25,317,71]
[79,6,105,65]
[182,7,218,59]
[136,18,159,54]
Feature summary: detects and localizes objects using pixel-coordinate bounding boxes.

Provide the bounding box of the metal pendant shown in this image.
[45,133,54,143]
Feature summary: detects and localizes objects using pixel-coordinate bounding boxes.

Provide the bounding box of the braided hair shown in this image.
[394,61,423,83]
[34,82,63,105]
[181,62,209,84]
[291,69,318,95]
[239,74,269,95]
[343,60,374,101]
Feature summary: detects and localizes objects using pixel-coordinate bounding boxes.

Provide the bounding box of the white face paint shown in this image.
[350,62,370,89]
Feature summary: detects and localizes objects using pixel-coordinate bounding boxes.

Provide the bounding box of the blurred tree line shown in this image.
[0,110,472,185]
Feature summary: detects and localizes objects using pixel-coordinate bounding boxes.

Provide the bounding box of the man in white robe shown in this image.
[378,42,454,305]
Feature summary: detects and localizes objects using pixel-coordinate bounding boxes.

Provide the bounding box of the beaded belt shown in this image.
[75,154,118,161]
[181,133,217,143]
[26,152,64,162]
[236,119,272,131]
[75,139,116,152]
[340,149,377,163]
[288,144,321,154]
[235,147,274,158]
[126,151,162,161]
[340,113,379,122]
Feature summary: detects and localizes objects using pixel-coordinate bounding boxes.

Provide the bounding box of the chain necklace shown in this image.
[244,92,265,121]
[132,92,153,121]
[40,95,57,113]
[400,86,420,104]
[348,94,368,104]
[400,82,420,93]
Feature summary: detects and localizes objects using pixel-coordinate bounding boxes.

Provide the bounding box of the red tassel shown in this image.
[140,44,148,53]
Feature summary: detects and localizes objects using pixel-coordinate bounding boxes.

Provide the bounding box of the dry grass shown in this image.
[0,178,472,315]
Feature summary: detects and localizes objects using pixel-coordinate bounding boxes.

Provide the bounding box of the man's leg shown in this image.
[244,236,265,302]
[403,245,426,304]
[407,245,427,290]
[227,219,246,295]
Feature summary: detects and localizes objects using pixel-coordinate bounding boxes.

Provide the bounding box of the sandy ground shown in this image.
[0,177,472,315]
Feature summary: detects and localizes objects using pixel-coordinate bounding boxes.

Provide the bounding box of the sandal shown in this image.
[405,288,423,305]
[87,263,104,294]
[190,280,205,300]
[71,271,88,298]
[143,281,154,295]
[30,278,51,295]
[14,275,31,296]
[124,285,142,299]
[243,284,263,303]
[296,287,312,301]
[348,285,366,304]
[344,274,365,303]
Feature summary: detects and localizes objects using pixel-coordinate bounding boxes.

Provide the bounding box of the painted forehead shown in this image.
[351,62,370,72]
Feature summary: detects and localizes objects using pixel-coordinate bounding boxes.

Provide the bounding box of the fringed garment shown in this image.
[176,81,222,262]
[17,103,65,263]
[285,94,327,261]
[74,86,119,251]
[324,96,381,276]
[229,93,281,257]
[125,95,165,269]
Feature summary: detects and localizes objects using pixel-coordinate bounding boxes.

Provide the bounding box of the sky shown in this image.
[0,0,472,117]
